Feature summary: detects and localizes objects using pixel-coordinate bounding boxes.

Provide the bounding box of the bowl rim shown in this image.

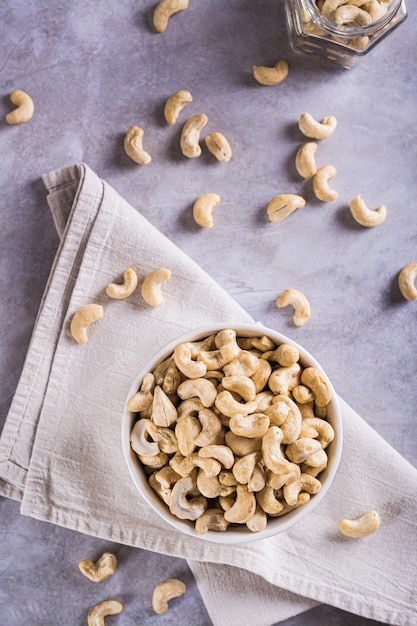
[121,322,343,544]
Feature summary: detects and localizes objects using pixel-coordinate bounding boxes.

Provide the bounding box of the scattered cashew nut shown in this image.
[141,268,171,306]
[153,0,189,33]
[339,510,381,538]
[298,112,337,140]
[398,263,417,301]
[349,195,387,227]
[70,304,104,344]
[79,552,117,582]
[267,194,306,223]
[295,142,318,178]
[164,89,193,124]
[124,126,152,165]
[253,60,289,86]
[6,89,34,124]
[106,268,138,299]
[152,578,186,614]
[276,289,311,327]
[180,113,208,158]
[313,165,339,202]
[205,132,232,162]
[87,600,123,626]
[193,193,221,229]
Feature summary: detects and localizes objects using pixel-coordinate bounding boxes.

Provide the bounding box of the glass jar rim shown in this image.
[303,0,403,37]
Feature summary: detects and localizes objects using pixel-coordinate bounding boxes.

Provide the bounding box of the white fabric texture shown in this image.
[0,164,416,626]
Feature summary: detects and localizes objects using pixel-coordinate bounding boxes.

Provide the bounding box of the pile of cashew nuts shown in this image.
[128,329,338,534]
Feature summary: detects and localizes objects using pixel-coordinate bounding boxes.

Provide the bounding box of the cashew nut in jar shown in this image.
[6,89,34,124]
[276,289,311,327]
[205,132,232,162]
[253,60,289,86]
[78,552,117,582]
[339,510,380,538]
[164,89,193,124]
[70,304,104,344]
[193,193,221,229]
[152,578,186,614]
[106,267,138,299]
[124,126,152,165]
[313,165,339,202]
[267,194,306,223]
[295,142,318,179]
[398,263,417,301]
[153,0,189,33]
[180,113,208,158]
[141,268,171,306]
[87,600,123,626]
[349,195,387,227]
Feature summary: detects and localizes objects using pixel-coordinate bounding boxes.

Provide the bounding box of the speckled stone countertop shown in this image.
[1,1,416,625]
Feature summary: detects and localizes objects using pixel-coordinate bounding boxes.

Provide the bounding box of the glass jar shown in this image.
[284,0,408,68]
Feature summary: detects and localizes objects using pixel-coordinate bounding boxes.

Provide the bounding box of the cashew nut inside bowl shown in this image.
[6,89,34,124]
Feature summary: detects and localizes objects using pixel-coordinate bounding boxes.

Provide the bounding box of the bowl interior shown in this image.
[122,323,343,544]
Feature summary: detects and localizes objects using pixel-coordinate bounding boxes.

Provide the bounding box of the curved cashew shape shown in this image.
[298,112,337,140]
[106,268,138,299]
[193,408,223,447]
[229,413,270,438]
[177,453,221,478]
[257,486,284,515]
[313,165,339,202]
[283,473,322,506]
[199,444,235,469]
[177,377,217,407]
[285,437,322,464]
[263,343,300,367]
[232,452,260,484]
[175,415,201,456]
[139,451,168,469]
[398,263,417,301]
[253,60,289,86]
[262,426,291,473]
[266,463,300,490]
[195,508,229,534]
[79,552,117,582]
[300,417,335,448]
[268,363,301,395]
[223,350,259,378]
[224,484,256,524]
[349,195,387,227]
[153,0,189,33]
[180,113,208,158]
[169,475,207,520]
[193,193,221,229]
[6,89,34,124]
[268,396,301,444]
[70,304,104,344]
[339,510,380,538]
[295,142,318,178]
[334,5,372,26]
[146,420,178,454]
[225,431,262,456]
[87,600,123,626]
[251,359,272,393]
[130,418,159,456]
[164,89,193,124]
[205,132,232,162]
[124,126,151,165]
[197,469,223,498]
[174,343,207,378]
[246,504,268,532]
[152,578,186,614]
[267,194,306,223]
[126,372,155,412]
[215,390,258,418]
[149,473,172,505]
[301,366,332,407]
[222,375,256,402]
[321,0,348,18]
[276,289,311,327]
[141,268,171,306]
[292,384,315,404]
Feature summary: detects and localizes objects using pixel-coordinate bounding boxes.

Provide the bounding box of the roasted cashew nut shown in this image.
[253,60,289,86]
[339,510,380,538]
[79,552,117,582]
[164,89,193,124]
[301,367,332,407]
[313,165,339,202]
[106,268,138,299]
[87,600,123,626]
[152,578,186,614]
[349,195,387,227]
[398,263,417,301]
[70,304,104,344]
[180,113,208,158]
[153,0,189,33]
[283,473,322,506]
[6,89,34,124]
[223,484,256,523]
[298,112,337,140]
[205,132,232,162]
[334,5,372,26]
[193,193,221,229]
[295,142,318,179]
[276,289,311,327]
[124,126,151,165]
[267,194,306,223]
[141,268,171,306]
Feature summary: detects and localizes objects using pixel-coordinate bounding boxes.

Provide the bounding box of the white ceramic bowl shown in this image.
[122,323,342,544]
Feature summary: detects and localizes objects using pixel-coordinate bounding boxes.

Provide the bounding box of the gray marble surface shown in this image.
[0,1,416,624]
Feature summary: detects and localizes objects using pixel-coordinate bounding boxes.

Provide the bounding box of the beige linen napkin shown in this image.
[0,164,416,626]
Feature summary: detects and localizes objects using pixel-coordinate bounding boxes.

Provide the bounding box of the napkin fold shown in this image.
[0,164,416,626]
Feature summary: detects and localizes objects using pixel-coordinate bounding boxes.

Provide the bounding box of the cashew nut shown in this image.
[300,417,335,448]
[146,421,178,453]
[177,453,221,478]
[127,372,155,412]
[349,195,387,227]
[251,359,272,393]
[141,268,171,306]
[193,408,223,447]
[232,452,260,485]
[339,510,380,538]
[152,578,186,614]
[295,142,318,178]
[193,193,221,229]
[130,418,160,456]
[253,60,289,86]
[180,113,208,158]
[169,475,207,520]
[263,343,300,367]
[398,263,417,301]
[205,132,232,162]
[6,89,34,124]
[268,363,301,395]
[262,426,291,474]
[175,415,201,456]
[70,304,104,344]
[267,194,306,223]
[283,473,322,506]
[223,350,259,377]
[225,431,262,456]
[87,600,123,626]
[124,126,151,165]
[215,390,258,418]
[195,508,229,534]
[298,113,337,140]
[276,289,311,327]
[334,4,372,25]
[153,0,189,33]
[267,396,301,444]
[224,484,256,523]
[151,385,178,427]
[229,412,270,439]
[79,552,117,582]
[177,378,217,407]
[222,375,256,402]
[246,504,268,532]
[174,343,207,379]
[106,268,138,299]
[164,89,193,124]
[312,165,339,202]
[199,444,235,469]
[285,437,322,464]
[301,367,332,407]
[257,486,284,515]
